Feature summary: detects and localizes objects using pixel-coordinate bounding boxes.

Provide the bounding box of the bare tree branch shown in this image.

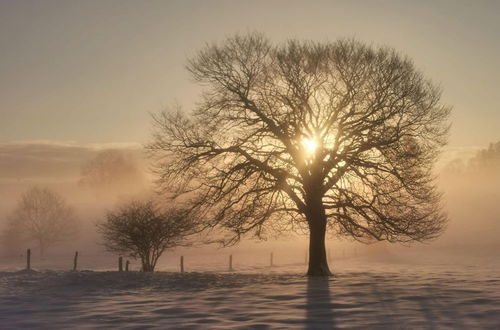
[148,33,450,275]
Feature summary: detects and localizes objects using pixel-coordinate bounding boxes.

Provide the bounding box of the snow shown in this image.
[1,257,500,329]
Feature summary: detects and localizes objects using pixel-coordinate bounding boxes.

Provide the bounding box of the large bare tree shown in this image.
[148,34,450,275]
[4,187,79,255]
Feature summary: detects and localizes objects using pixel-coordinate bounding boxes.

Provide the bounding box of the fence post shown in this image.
[118,256,123,271]
[229,254,233,271]
[270,252,274,267]
[180,256,184,273]
[26,248,31,270]
[125,260,130,272]
[73,251,78,271]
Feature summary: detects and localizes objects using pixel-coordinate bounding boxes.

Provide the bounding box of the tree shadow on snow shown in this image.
[305,276,337,329]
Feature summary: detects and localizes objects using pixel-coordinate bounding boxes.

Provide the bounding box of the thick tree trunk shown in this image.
[306,208,332,276]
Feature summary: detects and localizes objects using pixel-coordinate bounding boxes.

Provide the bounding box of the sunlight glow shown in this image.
[302,138,317,154]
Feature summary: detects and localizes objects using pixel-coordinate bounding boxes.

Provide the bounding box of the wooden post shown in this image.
[180,256,184,273]
[229,254,233,271]
[118,256,123,271]
[270,252,274,267]
[125,260,130,272]
[73,251,78,271]
[26,248,31,270]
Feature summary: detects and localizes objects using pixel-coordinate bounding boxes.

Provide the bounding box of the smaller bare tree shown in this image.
[97,201,194,272]
[4,187,80,255]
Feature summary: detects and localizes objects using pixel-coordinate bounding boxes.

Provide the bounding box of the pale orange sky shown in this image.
[0,0,499,148]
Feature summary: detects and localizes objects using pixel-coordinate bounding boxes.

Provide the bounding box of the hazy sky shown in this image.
[0,0,499,148]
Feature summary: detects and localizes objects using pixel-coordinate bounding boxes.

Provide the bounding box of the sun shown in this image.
[302,138,317,154]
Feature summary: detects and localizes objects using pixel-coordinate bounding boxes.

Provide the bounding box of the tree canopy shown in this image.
[98,200,194,272]
[80,150,147,197]
[148,33,450,275]
[4,187,80,255]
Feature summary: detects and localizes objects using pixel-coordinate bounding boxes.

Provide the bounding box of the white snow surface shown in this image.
[1,257,500,329]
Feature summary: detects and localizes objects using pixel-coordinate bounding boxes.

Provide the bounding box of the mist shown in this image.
[1,140,499,270]
[435,142,500,253]
[1,1,500,328]
[0,141,151,263]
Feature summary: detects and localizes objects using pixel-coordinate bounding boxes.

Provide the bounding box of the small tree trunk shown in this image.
[118,256,123,271]
[145,263,154,272]
[125,260,129,271]
[229,254,233,271]
[73,251,78,271]
[180,256,184,273]
[139,251,157,272]
[307,213,332,276]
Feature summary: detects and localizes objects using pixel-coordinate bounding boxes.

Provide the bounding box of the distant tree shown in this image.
[439,141,500,249]
[442,141,500,180]
[80,150,146,196]
[468,141,500,176]
[148,33,450,275]
[97,201,194,272]
[4,187,80,255]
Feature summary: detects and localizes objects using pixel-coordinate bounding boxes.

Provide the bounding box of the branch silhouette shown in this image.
[148,33,450,275]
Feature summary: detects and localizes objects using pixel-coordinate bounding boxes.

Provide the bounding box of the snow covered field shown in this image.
[1,256,499,329]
